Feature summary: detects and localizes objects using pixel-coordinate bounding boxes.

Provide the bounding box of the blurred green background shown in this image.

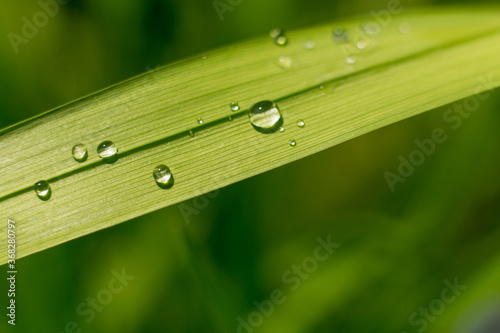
[1,0,500,332]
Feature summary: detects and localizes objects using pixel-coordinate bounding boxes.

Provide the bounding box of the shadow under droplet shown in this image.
[102,155,119,164]
[251,117,284,134]
[157,176,175,189]
[37,191,52,201]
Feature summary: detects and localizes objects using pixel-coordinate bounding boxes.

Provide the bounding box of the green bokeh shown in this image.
[1,0,499,332]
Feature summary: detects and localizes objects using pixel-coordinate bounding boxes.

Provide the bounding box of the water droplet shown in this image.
[319,85,325,90]
[346,55,357,64]
[277,56,293,71]
[399,22,411,34]
[278,126,285,132]
[289,139,297,147]
[230,101,240,111]
[153,164,174,189]
[357,40,367,49]
[202,55,207,60]
[97,141,118,162]
[248,101,283,133]
[303,39,316,50]
[270,28,287,46]
[332,27,348,43]
[72,144,88,162]
[34,181,51,200]
[362,21,381,35]
[296,119,305,128]
[197,118,204,124]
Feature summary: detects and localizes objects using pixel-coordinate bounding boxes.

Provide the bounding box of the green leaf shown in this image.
[1,8,500,264]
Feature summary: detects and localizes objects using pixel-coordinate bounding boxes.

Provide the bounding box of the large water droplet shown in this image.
[153,165,174,189]
[289,139,297,147]
[230,101,240,111]
[296,119,306,128]
[277,56,293,71]
[97,141,118,162]
[332,27,348,43]
[248,101,283,133]
[35,181,51,201]
[270,28,287,46]
[72,144,88,162]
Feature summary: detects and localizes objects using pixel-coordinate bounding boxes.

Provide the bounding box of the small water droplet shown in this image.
[399,22,411,34]
[279,126,285,132]
[248,101,283,133]
[289,139,297,147]
[72,144,88,162]
[332,27,348,43]
[277,56,293,71]
[270,28,287,46]
[34,180,51,200]
[319,85,325,90]
[357,40,367,49]
[153,164,174,189]
[230,101,240,111]
[97,141,118,162]
[303,39,316,50]
[197,118,204,124]
[346,55,357,64]
[362,21,381,35]
[296,119,305,128]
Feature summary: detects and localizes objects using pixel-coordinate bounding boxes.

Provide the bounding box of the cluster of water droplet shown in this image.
[270,28,288,46]
[36,141,123,200]
[39,21,402,200]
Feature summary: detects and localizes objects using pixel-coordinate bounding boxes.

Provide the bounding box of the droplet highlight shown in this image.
[72,144,88,162]
[357,40,367,49]
[230,101,240,111]
[279,126,285,133]
[197,118,204,124]
[153,164,174,189]
[270,28,288,46]
[35,181,51,201]
[332,27,348,43]
[277,55,293,71]
[248,101,283,133]
[289,139,297,147]
[345,55,357,64]
[303,39,316,50]
[399,22,411,34]
[296,120,305,128]
[362,21,381,35]
[97,141,118,162]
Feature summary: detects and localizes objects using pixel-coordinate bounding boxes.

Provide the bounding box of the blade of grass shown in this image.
[1,8,500,263]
